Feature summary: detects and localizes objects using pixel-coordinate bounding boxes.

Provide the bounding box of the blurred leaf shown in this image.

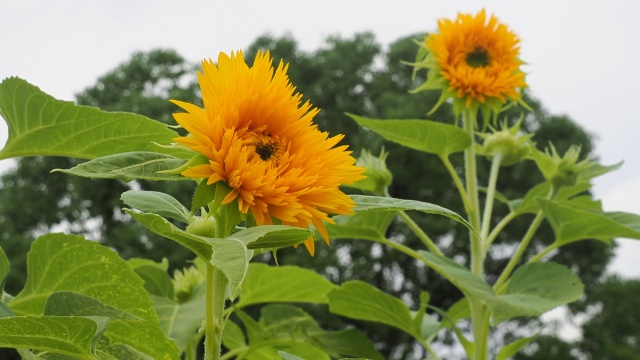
[488,262,583,324]
[237,263,336,308]
[328,281,419,339]
[45,292,141,321]
[0,77,191,160]
[0,315,108,359]
[348,114,471,156]
[279,352,306,360]
[539,199,640,245]
[54,152,188,182]
[322,211,396,241]
[222,320,246,350]
[128,258,174,299]
[151,283,205,351]
[0,246,8,297]
[122,190,190,224]
[496,332,539,360]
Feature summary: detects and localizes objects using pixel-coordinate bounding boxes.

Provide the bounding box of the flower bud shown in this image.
[479,117,532,166]
[532,144,593,189]
[351,149,393,195]
[186,215,217,237]
[173,265,205,303]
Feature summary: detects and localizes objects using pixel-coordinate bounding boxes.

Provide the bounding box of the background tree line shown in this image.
[0,32,637,359]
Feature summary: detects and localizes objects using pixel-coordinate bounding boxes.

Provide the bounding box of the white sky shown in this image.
[1,0,639,277]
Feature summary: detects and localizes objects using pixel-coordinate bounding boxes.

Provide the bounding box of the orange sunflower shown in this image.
[171,51,365,255]
[415,9,527,114]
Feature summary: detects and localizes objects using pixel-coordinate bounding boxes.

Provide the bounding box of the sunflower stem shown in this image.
[463,108,488,360]
[204,263,228,360]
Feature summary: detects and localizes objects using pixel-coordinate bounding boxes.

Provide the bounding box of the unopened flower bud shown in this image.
[479,117,532,166]
[173,265,205,303]
[533,144,593,189]
[351,149,393,195]
[186,216,217,237]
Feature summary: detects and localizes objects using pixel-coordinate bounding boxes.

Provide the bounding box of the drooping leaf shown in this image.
[237,263,336,308]
[125,209,213,260]
[327,281,420,339]
[539,199,640,245]
[208,237,252,300]
[122,191,190,224]
[0,315,109,359]
[348,114,471,156]
[496,333,540,360]
[151,283,206,351]
[487,262,584,324]
[128,258,175,299]
[0,77,191,160]
[350,195,477,236]
[54,152,188,182]
[7,233,180,359]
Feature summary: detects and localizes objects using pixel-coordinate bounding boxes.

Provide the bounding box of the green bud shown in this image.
[186,215,217,237]
[479,117,532,166]
[352,148,393,195]
[532,143,593,189]
[173,265,205,304]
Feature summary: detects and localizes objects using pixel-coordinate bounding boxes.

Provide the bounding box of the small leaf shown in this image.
[151,283,206,351]
[208,238,252,300]
[191,180,218,213]
[54,152,188,182]
[350,195,477,236]
[496,333,540,360]
[539,199,640,245]
[237,263,336,308]
[0,77,191,160]
[487,262,584,324]
[125,209,213,260]
[129,258,175,299]
[328,281,419,339]
[514,182,590,215]
[0,315,109,359]
[122,190,191,224]
[348,114,471,156]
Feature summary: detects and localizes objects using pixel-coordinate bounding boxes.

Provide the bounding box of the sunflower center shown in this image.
[255,142,278,161]
[466,47,490,68]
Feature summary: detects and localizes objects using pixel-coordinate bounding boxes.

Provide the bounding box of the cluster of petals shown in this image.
[172,51,365,255]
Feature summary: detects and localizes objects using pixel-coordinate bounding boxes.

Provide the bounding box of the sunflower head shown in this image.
[412,9,528,121]
[171,51,365,255]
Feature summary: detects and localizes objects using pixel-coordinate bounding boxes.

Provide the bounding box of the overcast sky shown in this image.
[2,0,639,276]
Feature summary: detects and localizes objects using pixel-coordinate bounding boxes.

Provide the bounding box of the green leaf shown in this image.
[322,211,396,241]
[191,180,217,214]
[122,190,191,224]
[44,292,141,321]
[128,258,175,299]
[327,281,420,339]
[539,199,640,245]
[54,152,188,182]
[236,263,336,308]
[0,315,109,359]
[7,233,180,359]
[208,237,252,301]
[151,283,205,352]
[0,246,9,297]
[348,114,471,156]
[0,77,191,160]
[513,182,590,215]
[231,225,312,250]
[496,333,540,360]
[350,195,477,236]
[222,320,246,350]
[279,352,306,360]
[125,209,213,260]
[313,329,383,360]
[487,262,584,324]
[577,161,622,182]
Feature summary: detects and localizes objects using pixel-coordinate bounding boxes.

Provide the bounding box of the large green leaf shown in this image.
[7,233,180,359]
[0,77,191,160]
[488,262,584,324]
[152,283,206,352]
[350,195,477,236]
[125,209,213,260]
[0,315,109,359]
[539,199,640,245]
[236,263,336,308]
[327,281,420,339]
[348,114,471,156]
[54,152,188,182]
[122,191,191,224]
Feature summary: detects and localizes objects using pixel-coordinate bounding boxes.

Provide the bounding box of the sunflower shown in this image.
[171,51,365,255]
[415,9,527,114]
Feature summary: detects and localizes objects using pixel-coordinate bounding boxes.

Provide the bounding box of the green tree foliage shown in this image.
[0,34,615,359]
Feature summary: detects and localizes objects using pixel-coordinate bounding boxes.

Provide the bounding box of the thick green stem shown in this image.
[480,153,502,241]
[462,109,488,360]
[204,264,228,360]
[422,340,442,360]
